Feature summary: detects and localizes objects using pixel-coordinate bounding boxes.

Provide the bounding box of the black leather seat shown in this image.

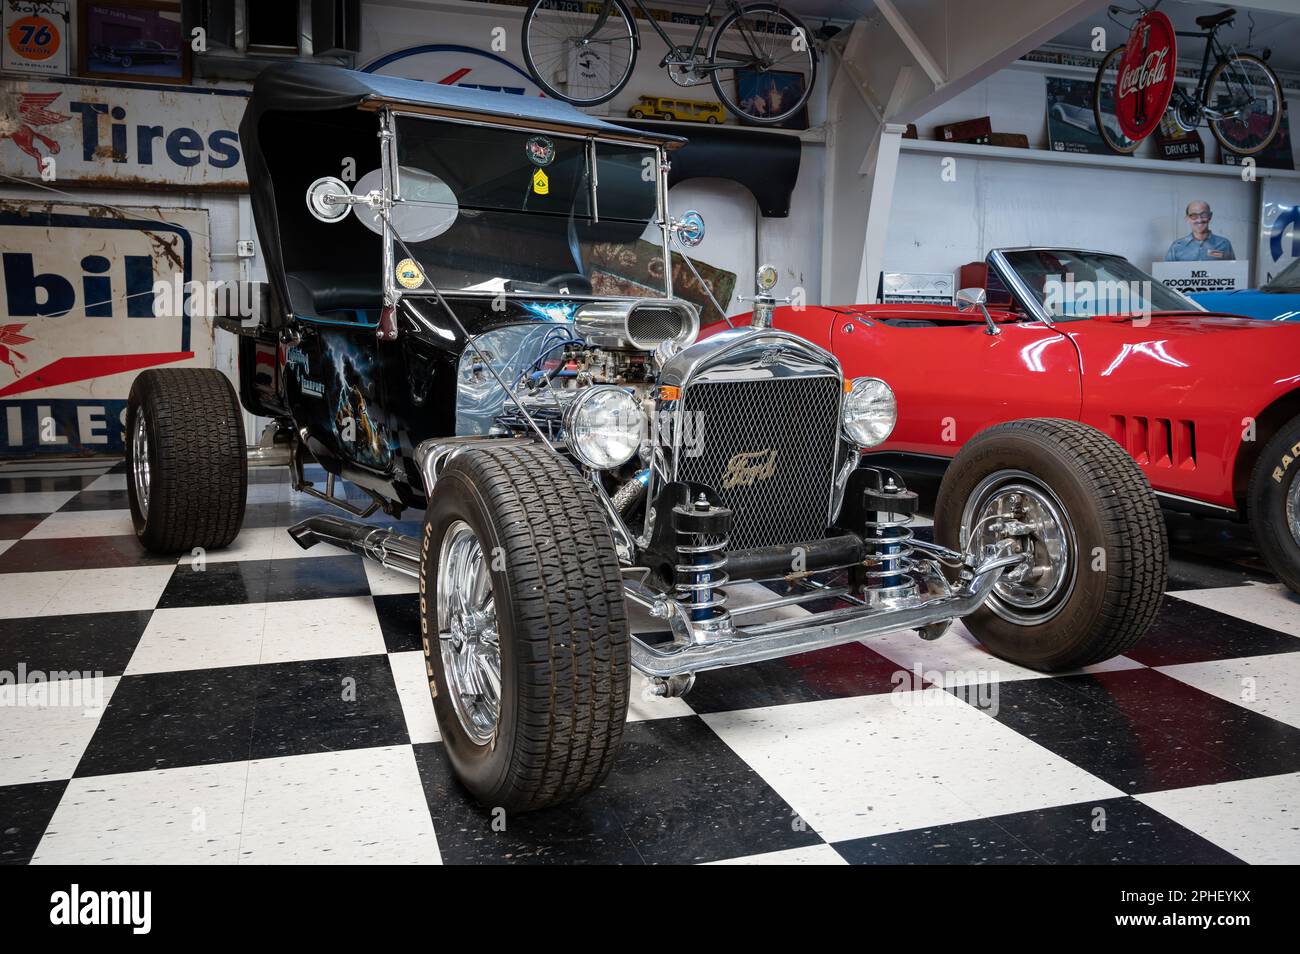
[1196,8,1235,30]
[287,271,383,316]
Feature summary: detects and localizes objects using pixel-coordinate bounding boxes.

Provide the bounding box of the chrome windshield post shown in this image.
[379,108,397,309]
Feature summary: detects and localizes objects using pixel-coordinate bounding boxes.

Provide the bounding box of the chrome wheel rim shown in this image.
[961,470,1077,625]
[437,520,501,746]
[131,409,150,515]
[1287,471,1300,549]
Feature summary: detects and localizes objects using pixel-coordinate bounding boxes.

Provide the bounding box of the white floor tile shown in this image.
[33,761,247,864]
[0,491,77,515]
[1138,773,1300,865]
[1157,652,1300,730]
[1169,583,1300,637]
[364,560,420,596]
[865,621,1144,686]
[260,597,386,664]
[244,483,291,505]
[85,473,127,492]
[0,540,13,557]
[703,691,1121,843]
[126,603,268,675]
[388,650,440,744]
[0,677,118,786]
[26,509,135,539]
[0,565,175,619]
[704,843,848,865]
[238,746,441,864]
[191,526,351,564]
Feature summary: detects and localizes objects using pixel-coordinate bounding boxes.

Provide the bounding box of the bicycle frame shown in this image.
[1169,27,1239,119]
[584,0,772,73]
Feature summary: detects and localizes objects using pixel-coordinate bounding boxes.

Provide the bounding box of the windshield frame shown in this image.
[379,108,672,306]
[988,247,1205,324]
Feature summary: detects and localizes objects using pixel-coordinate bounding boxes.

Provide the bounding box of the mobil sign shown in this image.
[0,202,212,454]
[0,77,247,189]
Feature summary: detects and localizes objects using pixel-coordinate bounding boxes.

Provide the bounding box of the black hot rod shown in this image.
[125,64,1167,811]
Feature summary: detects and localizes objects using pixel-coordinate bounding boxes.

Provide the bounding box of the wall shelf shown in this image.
[899,136,1300,181]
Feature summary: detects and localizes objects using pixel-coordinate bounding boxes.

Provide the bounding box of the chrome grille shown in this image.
[675,375,840,550]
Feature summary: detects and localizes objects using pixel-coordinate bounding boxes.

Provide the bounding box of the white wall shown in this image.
[880,64,1290,287]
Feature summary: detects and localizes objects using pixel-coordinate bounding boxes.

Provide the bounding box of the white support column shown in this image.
[856,123,908,303]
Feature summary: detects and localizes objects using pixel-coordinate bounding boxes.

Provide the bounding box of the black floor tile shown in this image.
[0,610,152,679]
[834,817,1046,864]
[685,642,904,714]
[373,594,422,653]
[990,796,1246,864]
[0,514,44,539]
[75,655,408,776]
[1126,595,1300,666]
[985,669,1300,792]
[0,475,100,494]
[416,717,823,864]
[0,536,175,573]
[156,555,370,608]
[58,489,129,512]
[0,780,68,865]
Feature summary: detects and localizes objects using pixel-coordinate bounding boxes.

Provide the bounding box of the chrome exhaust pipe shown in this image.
[288,514,422,579]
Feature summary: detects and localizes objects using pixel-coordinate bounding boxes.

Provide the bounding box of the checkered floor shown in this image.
[2,457,1300,865]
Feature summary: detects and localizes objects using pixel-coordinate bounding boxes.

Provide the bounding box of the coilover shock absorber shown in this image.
[673,493,733,623]
[859,471,919,603]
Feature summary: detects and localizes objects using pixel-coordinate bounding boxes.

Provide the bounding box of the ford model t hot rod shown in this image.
[124,65,1167,811]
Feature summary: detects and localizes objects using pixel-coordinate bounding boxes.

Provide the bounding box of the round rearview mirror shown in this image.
[673,209,706,248]
[306,176,353,223]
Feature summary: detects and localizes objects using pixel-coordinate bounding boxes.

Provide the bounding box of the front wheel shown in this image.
[934,419,1167,672]
[1248,415,1300,594]
[1206,52,1283,156]
[709,3,817,125]
[1092,45,1142,154]
[521,0,638,106]
[420,443,631,812]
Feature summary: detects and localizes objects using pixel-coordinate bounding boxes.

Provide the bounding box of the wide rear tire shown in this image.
[125,368,247,553]
[420,443,630,812]
[935,419,1167,671]
[1248,414,1300,594]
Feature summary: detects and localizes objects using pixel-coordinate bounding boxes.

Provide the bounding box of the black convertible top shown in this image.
[240,64,684,319]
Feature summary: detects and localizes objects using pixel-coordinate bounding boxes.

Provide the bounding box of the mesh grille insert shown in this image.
[675,375,840,550]
[628,306,686,345]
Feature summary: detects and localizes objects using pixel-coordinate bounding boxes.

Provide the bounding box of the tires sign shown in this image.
[0,203,211,455]
[1115,11,1176,142]
[2,1,68,76]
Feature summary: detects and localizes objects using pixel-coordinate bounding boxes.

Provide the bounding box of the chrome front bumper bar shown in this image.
[624,543,1026,679]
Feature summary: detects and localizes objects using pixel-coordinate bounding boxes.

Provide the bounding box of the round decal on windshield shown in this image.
[526,135,555,166]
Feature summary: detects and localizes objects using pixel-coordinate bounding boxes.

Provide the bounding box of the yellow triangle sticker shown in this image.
[532,168,549,195]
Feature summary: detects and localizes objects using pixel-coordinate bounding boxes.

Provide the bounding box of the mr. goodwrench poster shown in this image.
[0,201,212,454]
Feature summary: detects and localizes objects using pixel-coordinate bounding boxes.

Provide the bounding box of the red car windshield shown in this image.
[1001,249,1200,320]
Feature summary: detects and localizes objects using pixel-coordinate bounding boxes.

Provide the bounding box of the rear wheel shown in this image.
[1206,52,1283,156]
[420,443,630,812]
[126,368,247,553]
[1248,415,1300,594]
[935,419,1167,671]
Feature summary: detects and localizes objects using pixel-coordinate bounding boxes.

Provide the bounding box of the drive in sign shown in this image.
[0,202,212,454]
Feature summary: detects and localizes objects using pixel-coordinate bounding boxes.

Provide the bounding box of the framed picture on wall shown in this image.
[79,0,189,84]
[735,69,809,130]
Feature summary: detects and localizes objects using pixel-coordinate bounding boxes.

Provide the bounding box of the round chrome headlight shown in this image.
[564,386,643,470]
[842,377,897,448]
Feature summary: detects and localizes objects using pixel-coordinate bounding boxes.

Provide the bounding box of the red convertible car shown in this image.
[728,247,1300,592]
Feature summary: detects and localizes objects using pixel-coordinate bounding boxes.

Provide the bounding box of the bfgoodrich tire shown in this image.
[125,368,247,553]
[934,419,1167,671]
[420,443,630,812]
[1248,414,1300,594]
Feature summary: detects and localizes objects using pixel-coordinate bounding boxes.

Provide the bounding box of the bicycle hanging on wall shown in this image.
[1092,2,1283,156]
[520,0,817,126]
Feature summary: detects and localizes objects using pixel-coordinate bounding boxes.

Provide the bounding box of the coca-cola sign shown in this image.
[1115,11,1177,142]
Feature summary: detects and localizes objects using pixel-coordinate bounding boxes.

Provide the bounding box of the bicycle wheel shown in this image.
[521,0,638,106]
[1206,52,1282,156]
[709,3,817,125]
[1092,45,1141,154]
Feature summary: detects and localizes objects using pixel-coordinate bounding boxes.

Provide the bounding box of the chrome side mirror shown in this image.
[306,176,354,223]
[671,210,706,248]
[956,287,1000,336]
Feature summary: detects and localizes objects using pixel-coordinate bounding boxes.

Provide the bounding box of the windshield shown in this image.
[386,117,667,297]
[1264,257,1300,292]
[1000,249,1201,320]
